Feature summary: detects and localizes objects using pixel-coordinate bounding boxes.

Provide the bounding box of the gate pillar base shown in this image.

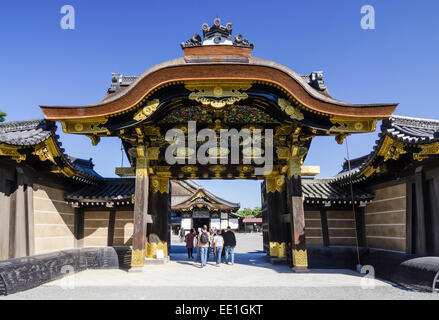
[292,267,310,273]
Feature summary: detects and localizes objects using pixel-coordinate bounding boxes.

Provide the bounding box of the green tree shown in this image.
[0,110,6,122]
[237,207,262,218]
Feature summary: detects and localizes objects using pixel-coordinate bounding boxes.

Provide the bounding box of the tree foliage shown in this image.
[237,207,262,218]
[0,110,6,122]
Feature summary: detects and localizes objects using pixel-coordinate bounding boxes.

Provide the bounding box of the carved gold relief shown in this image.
[269,242,279,257]
[133,99,160,121]
[0,144,26,162]
[185,80,251,109]
[412,142,439,161]
[330,116,377,133]
[266,175,285,193]
[146,147,160,160]
[61,118,109,135]
[292,249,308,268]
[276,147,290,160]
[236,165,253,177]
[278,242,286,259]
[287,153,302,179]
[150,175,169,194]
[115,167,135,176]
[209,165,226,177]
[131,249,145,268]
[278,98,304,121]
[181,165,198,176]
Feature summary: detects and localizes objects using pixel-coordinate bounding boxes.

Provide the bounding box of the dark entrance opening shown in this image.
[193,218,210,232]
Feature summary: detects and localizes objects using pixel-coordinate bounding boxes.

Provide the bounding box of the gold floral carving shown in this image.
[287,154,302,179]
[266,175,285,193]
[0,144,26,162]
[150,175,169,194]
[278,98,304,121]
[209,165,226,177]
[131,249,145,268]
[292,249,308,268]
[185,81,251,109]
[269,242,279,257]
[412,142,439,161]
[181,165,198,176]
[146,147,160,160]
[236,165,253,177]
[133,99,160,121]
[276,147,290,160]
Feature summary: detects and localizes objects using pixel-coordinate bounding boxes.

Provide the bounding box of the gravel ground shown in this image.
[1,233,438,300]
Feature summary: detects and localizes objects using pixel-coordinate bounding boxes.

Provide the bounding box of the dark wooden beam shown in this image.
[414,166,426,255]
[74,207,84,248]
[406,180,414,254]
[107,209,116,247]
[354,207,366,247]
[320,209,330,247]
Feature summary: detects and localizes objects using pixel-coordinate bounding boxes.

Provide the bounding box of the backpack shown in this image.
[200,231,209,244]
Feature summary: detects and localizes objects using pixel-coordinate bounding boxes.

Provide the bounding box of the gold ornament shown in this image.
[133,99,160,121]
[131,249,145,268]
[278,98,304,121]
[292,249,308,268]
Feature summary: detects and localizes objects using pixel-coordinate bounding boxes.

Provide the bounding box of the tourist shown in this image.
[197,225,211,268]
[208,230,215,261]
[223,226,236,265]
[185,228,196,259]
[179,227,186,242]
[213,230,224,266]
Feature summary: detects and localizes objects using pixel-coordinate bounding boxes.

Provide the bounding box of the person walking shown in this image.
[185,228,196,259]
[180,227,186,242]
[197,225,211,268]
[208,229,215,261]
[213,230,224,266]
[223,226,236,265]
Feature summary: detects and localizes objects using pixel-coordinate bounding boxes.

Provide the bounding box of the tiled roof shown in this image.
[302,178,373,204]
[65,178,373,207]
[383,115,439,144]
[172,188,240,211]
[0,119,54,146]
[333,115,439,184]
[66,178,134,202]
[0,119,102,182]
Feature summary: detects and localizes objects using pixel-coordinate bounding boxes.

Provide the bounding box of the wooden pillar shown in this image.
[147,175,170,258]
[107,209,116,247]
[414,166,426,255]
[131,148,149,270]
[265,174,288,258]
[74,207,84,248]
[286,151,309,272]
[355,207,366,247]
[320,209,330,247]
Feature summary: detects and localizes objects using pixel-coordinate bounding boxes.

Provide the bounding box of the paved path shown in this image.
[2,233,438,300]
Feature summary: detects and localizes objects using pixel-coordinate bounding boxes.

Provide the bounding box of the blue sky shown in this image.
[1,1,438,208]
